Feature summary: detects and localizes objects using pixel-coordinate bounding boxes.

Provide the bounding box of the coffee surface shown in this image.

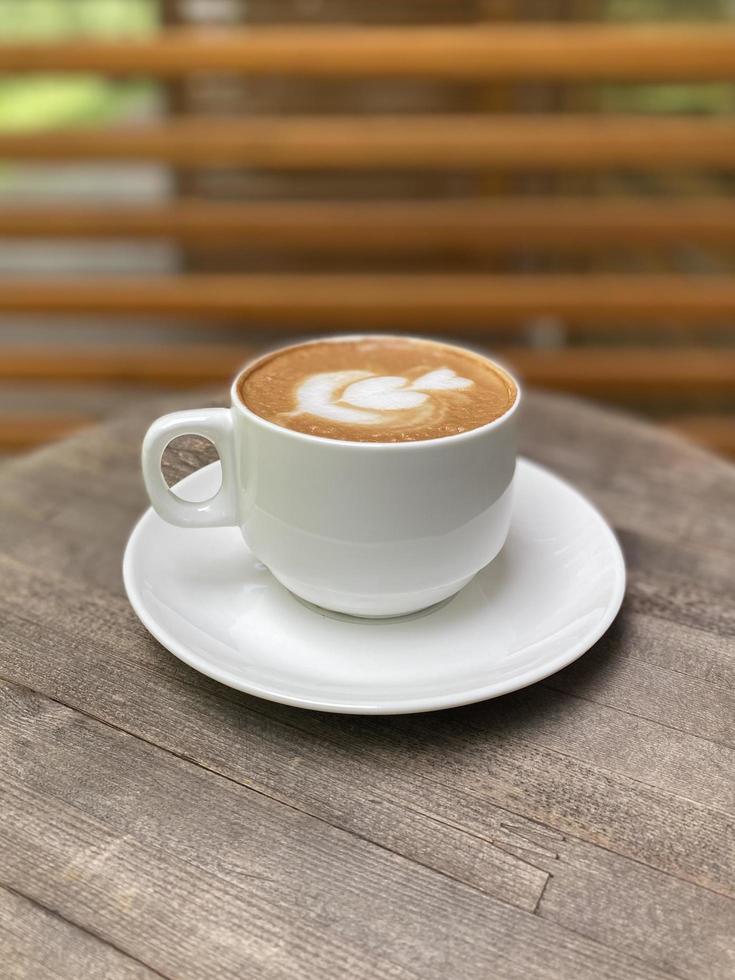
[239,337,516,443]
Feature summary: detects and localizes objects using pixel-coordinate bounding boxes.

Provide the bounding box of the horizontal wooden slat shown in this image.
[2,116,734,168]
[666,414,735,456]
[0,415,92,450]
[2,199,735,250]
[0,274,735,326]
[0,348,256,387]
[2,26,735,80]
[1,346,732,397]
[510,349,735,396]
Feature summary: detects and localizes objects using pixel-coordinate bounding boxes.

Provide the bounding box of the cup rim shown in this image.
[230,334,521,449]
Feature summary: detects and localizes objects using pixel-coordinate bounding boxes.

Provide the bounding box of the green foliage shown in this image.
[606,0,728,21]
[601,84,735,116]
[0,76,152,132]
[0,0,156,40]
[0,1,156,132]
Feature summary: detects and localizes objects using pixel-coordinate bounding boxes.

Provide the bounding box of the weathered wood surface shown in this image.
[0,390,733,979]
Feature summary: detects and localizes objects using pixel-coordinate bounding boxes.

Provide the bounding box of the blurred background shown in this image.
[0,0,733,458]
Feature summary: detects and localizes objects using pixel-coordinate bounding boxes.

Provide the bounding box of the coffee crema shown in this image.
[239,337,517,443]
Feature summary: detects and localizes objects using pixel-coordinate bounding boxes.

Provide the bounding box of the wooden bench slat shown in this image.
[665,414,735,456]
[0,274,734,327]
[1,346,732,396]
[0,415,93,451]
[2,26,735,80]
[2,199,735,249]
[0,348,256,386]
[2,116,734,168]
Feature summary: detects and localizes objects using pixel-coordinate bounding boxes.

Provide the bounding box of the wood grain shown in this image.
[0,390,733,978]
[2,116,734,168]
[0,885,158,980]
[1,274,735,327]
[0,565,732,977]
[0,679,680,980]
[3,199,735,249]
[2,25,735,80]
[0,346,733,398]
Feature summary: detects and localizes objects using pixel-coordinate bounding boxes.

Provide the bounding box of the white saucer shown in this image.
[123,458,625,715]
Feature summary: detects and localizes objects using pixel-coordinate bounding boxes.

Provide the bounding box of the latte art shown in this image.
[239,336,517,443]
[294,367,473,427]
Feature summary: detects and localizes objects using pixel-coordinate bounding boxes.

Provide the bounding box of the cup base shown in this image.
[291,592,460,625]
[269,569,477,619]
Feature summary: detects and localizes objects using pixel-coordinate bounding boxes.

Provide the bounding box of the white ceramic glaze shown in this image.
[124,458,626,715]
[141,337,520,617]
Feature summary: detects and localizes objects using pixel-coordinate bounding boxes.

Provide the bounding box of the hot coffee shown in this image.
[238,336,517,443]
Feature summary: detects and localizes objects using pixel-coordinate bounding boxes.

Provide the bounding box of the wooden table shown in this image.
[0,390,733,980]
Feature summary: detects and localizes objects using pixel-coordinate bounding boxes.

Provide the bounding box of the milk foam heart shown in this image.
[294,367,471,426]
[295,370,378,424]
[342,376,429,411]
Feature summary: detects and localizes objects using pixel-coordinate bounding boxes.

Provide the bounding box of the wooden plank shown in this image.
[0,679,681,980]
[0,566,732,980]
[1,116,734,168]
[543,623,735,747]
[2,775,420,980]
[0,383,150,419]
[0,416,93,451]
[667,415,735,457]
[0,347,255,386]
[0,345,733,397]
[535,838,735,980]
[2,25,735,80]
[584,613,735,691]
[456,684,735,812]
[2,198,735,249]
[507,348,735,397]
[620,534,734,639]
[0,885,157,980]
[0,586,545,917]
[1,274,735,326]
[0,551,733,980]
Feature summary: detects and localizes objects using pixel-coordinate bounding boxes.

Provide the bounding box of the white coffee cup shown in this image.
[142,337,520,617]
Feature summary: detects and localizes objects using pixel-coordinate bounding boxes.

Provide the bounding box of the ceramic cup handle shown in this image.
[141,408,238,528]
